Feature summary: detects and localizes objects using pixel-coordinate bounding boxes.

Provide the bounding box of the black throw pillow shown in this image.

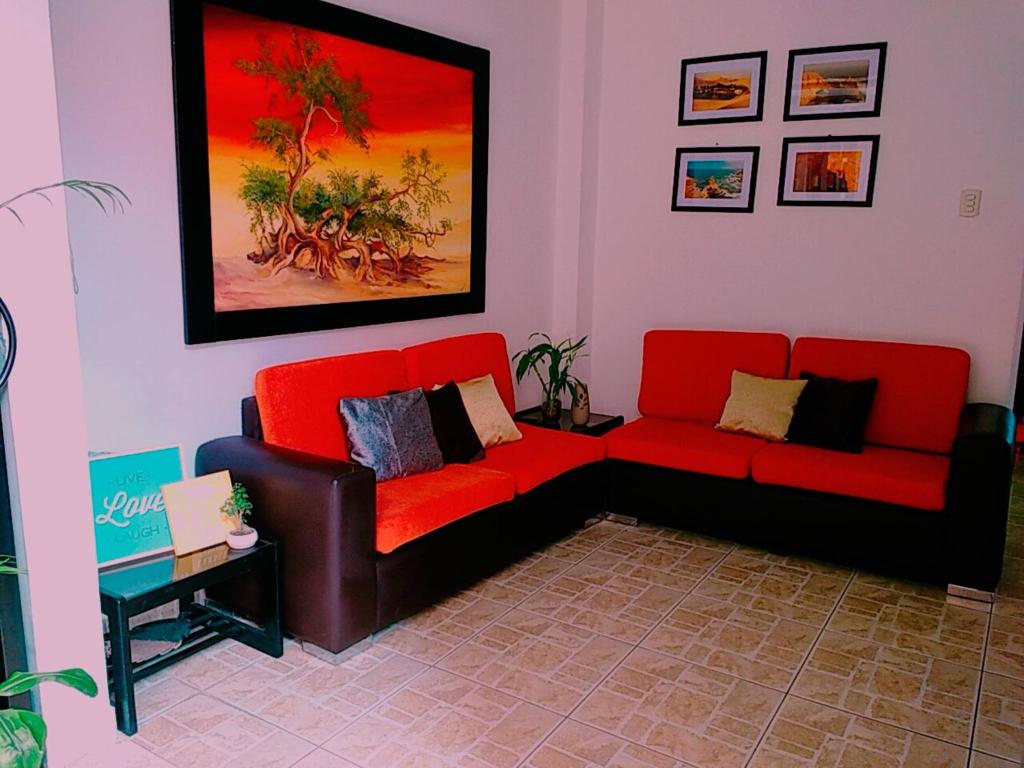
[786,371,879,453]
[423,381,485,464]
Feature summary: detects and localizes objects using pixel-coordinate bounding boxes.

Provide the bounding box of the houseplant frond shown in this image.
[0,180,131,224]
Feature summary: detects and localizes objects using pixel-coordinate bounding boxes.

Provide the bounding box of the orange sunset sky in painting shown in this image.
[202,4,475,311]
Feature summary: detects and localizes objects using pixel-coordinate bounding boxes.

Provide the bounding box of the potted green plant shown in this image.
[513,334,588,422]
[0,557,98,768]
[221,482,257,549]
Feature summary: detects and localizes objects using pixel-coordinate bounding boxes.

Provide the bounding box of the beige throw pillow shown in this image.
[453,374,523,448]
[716,370,807,441]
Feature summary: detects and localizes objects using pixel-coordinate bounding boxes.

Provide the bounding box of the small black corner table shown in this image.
[515,406,624,437]
[98,539,282,735]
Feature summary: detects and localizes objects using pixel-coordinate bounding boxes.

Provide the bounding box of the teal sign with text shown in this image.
[89,447,183,566]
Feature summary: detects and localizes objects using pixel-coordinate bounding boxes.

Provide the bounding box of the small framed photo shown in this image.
[784,42,887,121]
[778,135,879,207]
[678,51,767,125]
[672,147,760,213]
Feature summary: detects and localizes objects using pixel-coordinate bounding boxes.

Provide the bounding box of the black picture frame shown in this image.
[777,135,880,207]
[678,51,767,126]
[783,42,887,121]
[671,146,760,213]
[170,0,490,344]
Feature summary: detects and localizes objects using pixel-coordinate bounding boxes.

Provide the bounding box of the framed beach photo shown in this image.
[672,147,760,213]
[170,0,489,344]
[678,51,767,125]
[778,135,880,207]
[784,43,887,121]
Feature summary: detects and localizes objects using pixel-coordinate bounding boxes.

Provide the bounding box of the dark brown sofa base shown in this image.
[197,433,605,654]
[607,403,1015,592]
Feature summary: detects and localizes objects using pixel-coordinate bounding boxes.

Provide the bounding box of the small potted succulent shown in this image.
[221,482,258,549]
[513,334,588,423]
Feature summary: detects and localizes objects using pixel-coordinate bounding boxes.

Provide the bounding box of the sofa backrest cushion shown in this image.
[255,349,409,461]
[789,337,969,454]
[639,330,791,423]
[403,332,516,415]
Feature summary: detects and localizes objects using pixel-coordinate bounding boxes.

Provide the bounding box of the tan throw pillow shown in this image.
[716,370,807,441]
[453,374,523,448]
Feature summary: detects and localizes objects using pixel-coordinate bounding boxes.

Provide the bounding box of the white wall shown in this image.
[0,0,112,762]
[50,0,561,464]
[585,0,1024,419]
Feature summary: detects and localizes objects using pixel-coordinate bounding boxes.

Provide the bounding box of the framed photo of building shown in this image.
[170,0,490,343]
[784,42,887,121]
[678,51,767,125]
[672,147,760,213]
[778,135,880,207]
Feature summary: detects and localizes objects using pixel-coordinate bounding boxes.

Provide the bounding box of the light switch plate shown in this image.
[959,188,982,217]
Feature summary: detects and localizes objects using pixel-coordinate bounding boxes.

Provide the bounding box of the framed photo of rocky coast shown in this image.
[777,135,880,206]
[678,51,767,126]
[671,147,760,213]
[784,42,887,121]
[170,0,489,343]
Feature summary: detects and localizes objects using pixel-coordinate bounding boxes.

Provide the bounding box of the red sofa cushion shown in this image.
[789,337,969,454]
[255,350,409,461]
[751,443,949,511]
[403,332,517,415]
[638,330,790,422]
[376,465,516,554]
[606,417,766,479]
[475,423,605,493]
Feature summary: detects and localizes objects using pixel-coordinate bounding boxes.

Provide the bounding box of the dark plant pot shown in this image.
[541,398,562,423]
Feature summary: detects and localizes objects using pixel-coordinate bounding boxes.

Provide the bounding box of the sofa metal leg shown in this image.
[947,584,995,605]
[605,512,639,526]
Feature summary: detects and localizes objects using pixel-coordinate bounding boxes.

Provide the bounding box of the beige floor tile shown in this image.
[322,667,561,767]
[223,730,315,767]
[524,719,685,767]
[748,697,967,767]
[995,595,1024,621]
[464,554,573,605]
[135,693,307,767]
[374,593,510,663]
[970,751,1020,767]
[572,647,782,768]
[135,677,200,722]
[438,608,631,714]
[293,750,361,767]
[158,641,256,691]
[791,629,979,745]
[520,563,686,644]
[975,673,1024,762]
[542,521,623,563]
[580,525,729,592]
[71,735,176,767]
[694,548,850,627]
[989,614,1024,680]
[827,573,989,668]
[642,593,819,691]
[208,642,426,743]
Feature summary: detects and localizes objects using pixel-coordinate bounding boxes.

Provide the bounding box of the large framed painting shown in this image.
[777,135,880,207]
[170,1,490,343]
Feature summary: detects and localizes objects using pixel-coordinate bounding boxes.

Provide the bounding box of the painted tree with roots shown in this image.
[236,33,452,284]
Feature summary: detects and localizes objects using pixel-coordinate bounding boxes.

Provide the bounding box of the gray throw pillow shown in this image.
[339,389,444,481]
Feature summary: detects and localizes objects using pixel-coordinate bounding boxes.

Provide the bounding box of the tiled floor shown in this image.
[78,476,1024,768]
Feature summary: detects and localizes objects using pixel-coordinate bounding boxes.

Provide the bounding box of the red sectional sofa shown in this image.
[197,332,606,653]
[606,330,1014,592]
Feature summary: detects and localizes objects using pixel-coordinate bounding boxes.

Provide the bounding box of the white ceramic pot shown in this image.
[226,526,258,550]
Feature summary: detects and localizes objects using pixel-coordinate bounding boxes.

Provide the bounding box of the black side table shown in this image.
[98,539,283,735]
[515,406,624,437]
